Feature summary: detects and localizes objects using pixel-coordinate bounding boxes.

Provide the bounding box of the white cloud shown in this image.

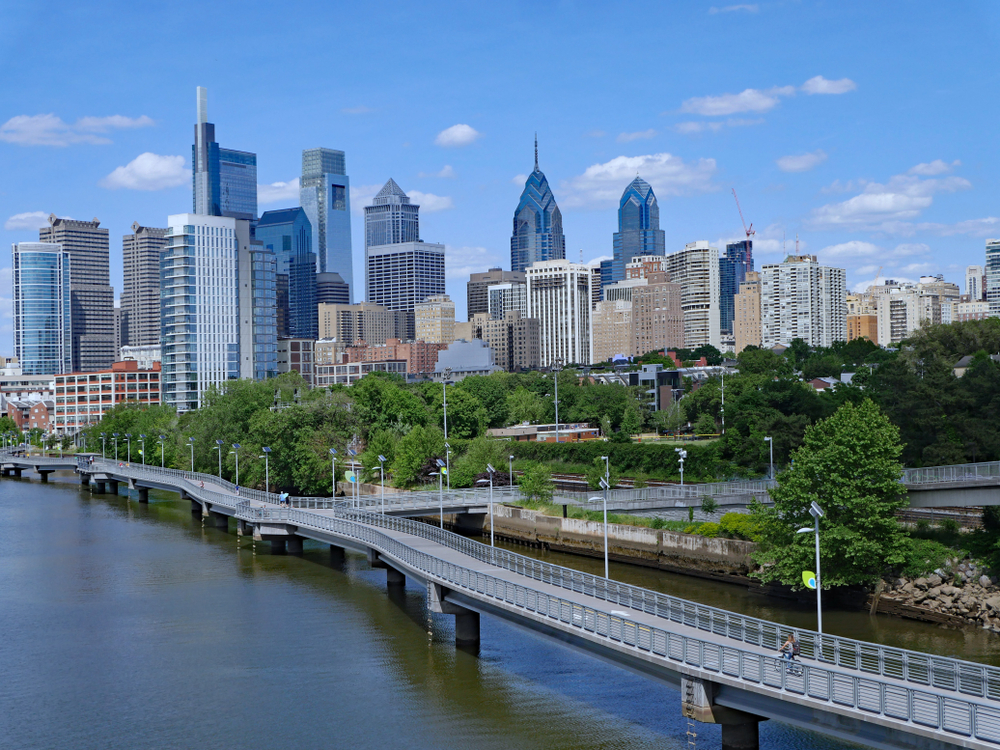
[99,153,187,191]
[341,105,372,115]
[4,211,51,231]
[893,243,931,256]
[258,177,301,205]
[909,159,960,176]
[561,152,717,209]
[0,113,153,146]
[417,165,456,179]
[350,184,383,215]
[511,174,529,185]
[445,245,505,280]
[808,167,971,231]
[901,262,935,274]
[409,191,454,212]
[776,149,828,173]
[674,118,763,135]
[680,86,795,116]
[819,241,929,264]
[855,264,880,276]
[709,4,758,13]
[852,276,917,293]
[617,129,657,143]
[915,217,1000,237]
[801,76,857,95]
[818,240,882,258]
[821,178,864,194]
[435,124,481,147]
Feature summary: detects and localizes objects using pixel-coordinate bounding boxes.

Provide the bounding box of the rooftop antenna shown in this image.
[795,233,800,254]
[534,133,538,171]
[196,86,207,124]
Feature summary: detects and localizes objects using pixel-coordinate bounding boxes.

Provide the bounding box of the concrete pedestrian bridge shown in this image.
[3,451,1000,749]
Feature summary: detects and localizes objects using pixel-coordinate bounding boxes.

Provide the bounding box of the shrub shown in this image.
[900,537,956,578]
[941,518,960,534]
[632,472,648,489]
[650,517,666,530]
[701,496,718,516]
[698,522,721,538]
[719,512,759,541]
[684,524,699,534]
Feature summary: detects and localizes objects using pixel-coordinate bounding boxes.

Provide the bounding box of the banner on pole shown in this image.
[802,571,817,590]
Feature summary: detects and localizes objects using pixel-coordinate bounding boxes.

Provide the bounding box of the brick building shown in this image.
[54,360,161,435]
[345,338,447,375]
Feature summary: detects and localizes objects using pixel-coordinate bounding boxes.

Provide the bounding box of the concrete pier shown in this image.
[106,479,118,495]
[137,488,149,503]
[80,473,90,486]
[287,536,303,556]
[428,582,480,648]
[330,545,345,565]
[386,567,405,587]
[270,539,287,554]
[681,677,763,750]
[38,470,52,483]
[208,510,229,529]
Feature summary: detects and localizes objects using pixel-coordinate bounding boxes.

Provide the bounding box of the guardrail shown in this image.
[903,461,1000,486]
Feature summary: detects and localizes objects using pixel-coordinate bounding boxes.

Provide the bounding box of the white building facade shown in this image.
[526,260,592,367]
[662,241,721,350]
[760,255,847,348]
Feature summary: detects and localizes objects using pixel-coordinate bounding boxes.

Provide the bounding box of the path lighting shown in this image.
[188,437,195,472]
[552,359,563,443]
[764,436,774,480]
[486,464,497,548]
[435,458,446,529]
[125,433,132,463]
[230,444,241,487]
[442,368,452,440]
[138,435,146,465]
[590,489,612,580]
[509,454,515,495]
[377,454,387,514]
[113,433,120,460]
[445,442,451,491]
[329,448,337,498]
[158,435,166,467]
[260,447,271,493]
[347,448,358,508]
[675,447,687,486]
[101,432,107,459]
[213,440,224,477]
[797,501,826,634]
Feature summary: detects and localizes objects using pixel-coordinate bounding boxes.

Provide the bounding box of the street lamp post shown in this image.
[487,464,496,548]
[601,454,613,578]
[797,501,826,634]
[442,368,452,439]
[260,447,271,492]
[721,369,725,435]
[113,433,119,461]
[214,440,223,477]
[188,437,195,473]
[125,434,132,463]
[377,454,387,514]
[329,448,337,498]
[101,432,107,459]
[435,458,446,529]
[138,435,146,465]
[552,359,562,443]
[675,447,687,486]
[445,442,451,491]
[158,435,166,467]
[230,444,241,487]
[509,454,515,497]
[347,448,358,508]
[764,436,774,480]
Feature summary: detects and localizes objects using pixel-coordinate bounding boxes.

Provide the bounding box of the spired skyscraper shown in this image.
[611,176,665,284]
[300,148,353,298]
[510,137,565,274]
[192,86,258,221]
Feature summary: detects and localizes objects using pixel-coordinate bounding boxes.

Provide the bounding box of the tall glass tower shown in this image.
[300,148,352,298]
[510,137,565,273]
[364,179,419,248]
[12,242,72,375]
[719,240,754,336]
[192,87,258,221]
[256,208,317,339]
[611,176,665,283]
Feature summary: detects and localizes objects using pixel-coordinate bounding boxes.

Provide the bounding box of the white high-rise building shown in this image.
[876,286,936,345]
[760,255,847,348]
[487,281,528,320]
[986,240,1000,318]
[966,265,984,302]
[662,241,721,349]
[526,260,593,367]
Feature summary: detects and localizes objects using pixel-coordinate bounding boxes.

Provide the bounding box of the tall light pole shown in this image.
[445,442,451,491]
[435,458,446,528]
[377,454,387,514]
[675,447,687,486]
[601,454,612,578]
[552,359,562,443]
[260,446,271,492]
[230,443,241,487]
[329,448,337,498]
[509,454,515,497]
[487,464,496,548]
[188,437,195,473]
[720,369,725,435]
[797,501,826,634]
[138,434,146,465]
[101,432,107,459]
[442,368,452,439]
[125,433,132,463]
[157,435,166,467]
[214,440,223,477]
[347,448,358,508]
[113,433,119,460]
[764,436,774,480]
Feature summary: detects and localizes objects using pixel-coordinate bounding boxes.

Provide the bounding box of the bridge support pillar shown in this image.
[38,470,52,483]
[287,536,303,556]
[107,479,118,495]
[80,473,90,486]
[681,677,763,750]
[330,545,345,565]
[270,539,287,554]
[137,488,149,503]
[386,567,405,587]
[93,480,106,494]
[12,468,21,478]
[428,582,480,649]
[208,510,229,530]
[191,499,202,515]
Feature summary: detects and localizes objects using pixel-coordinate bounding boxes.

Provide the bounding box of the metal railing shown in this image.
[903,461,1000,487]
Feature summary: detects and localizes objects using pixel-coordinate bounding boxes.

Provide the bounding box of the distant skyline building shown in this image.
[121,223,167,348]
[967,264,985,302]
[525,260,592,367]
[415,294,455,344]
[12,242,72,376]
[761,254,847,348]
[256,208,317,339]
[316,272,350,305]
[192,86,258,221]
[487,281,528,321]
[611,176,665,284]
[510,138,565,273]
[300,147,353,296]
[719,240,753,336]
[237,222,278,381]
[467,267,524,320]
[364,179,419,248]
[985,240,1000,318]
[662,241,722,350]
[38,215,115,372]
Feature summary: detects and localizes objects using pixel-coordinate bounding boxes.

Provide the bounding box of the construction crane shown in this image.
[732,188,754,242]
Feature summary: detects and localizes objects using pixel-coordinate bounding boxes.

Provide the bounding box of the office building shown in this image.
[760,255,847,348]
[510,138,565,273]
[525,260,592,367]
[967,265,985,302]
[719,240,753,336]
[845,292,877,344]
[467,267,524,320]
[192,87,257,221]
[256,208,317,339]
[415,294,455,344]
[734,271,761,353]
[590,300,633,363]
[345,338,447,375]
[119,344,161,370]
[432,339,502,382]
[53,360,161,435]
[470,311,540,372]
[632,271,684,356]
[599,259,614,299]
[988,240,1000,318]
[276,338,314,387]
[662,242,722,349]
[316,272,350,305]
[487,281,528,321]
[237,222,278,382]
[39,215,115,372]
[12,242,72,375]
[317,302,407,346]
[876,287,933,345]
[121,223,167,347]
[364,178,419,247]
[314,360,407,388]
[611,176,665,284]
[300,148,353,294]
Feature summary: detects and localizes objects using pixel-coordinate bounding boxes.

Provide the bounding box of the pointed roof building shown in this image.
[364,178,420,248]
[510,136,565,273]
[611,175,665,284]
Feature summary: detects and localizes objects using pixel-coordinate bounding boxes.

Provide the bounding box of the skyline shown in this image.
[3,1,1000,355]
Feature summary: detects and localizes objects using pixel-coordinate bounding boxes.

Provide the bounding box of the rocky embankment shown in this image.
[877,561,1000,630]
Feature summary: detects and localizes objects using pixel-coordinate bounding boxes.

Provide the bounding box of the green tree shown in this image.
[391,425,445,488]
[458,373,511,428]
[620,402,643,437]
[600,414,613,438]
[518,462,554,503]
[585,456,620,489]
[436,386,487,439]
[506,386,545,424]
[451,435,508,487]
[751,399,908,588]
[352,373,427,436]
[693,413,716,435]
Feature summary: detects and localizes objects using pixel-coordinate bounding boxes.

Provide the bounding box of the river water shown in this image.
[1,475,997,750]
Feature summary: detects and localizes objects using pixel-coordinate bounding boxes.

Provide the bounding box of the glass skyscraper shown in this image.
[719,240,754,336]
[256,208,317,339]
[611,176,665,283]
[12,242,72,375]
[300,148,353,298]
[510,138,565,273]
[192,87,258,221]
[364,179,419,248]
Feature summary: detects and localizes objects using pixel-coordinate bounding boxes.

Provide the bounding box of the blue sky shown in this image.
[2,1,999,356]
